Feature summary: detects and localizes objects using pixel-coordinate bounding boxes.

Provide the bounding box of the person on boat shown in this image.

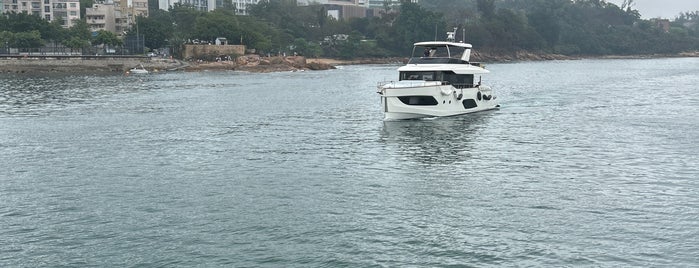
[423,48,430,57]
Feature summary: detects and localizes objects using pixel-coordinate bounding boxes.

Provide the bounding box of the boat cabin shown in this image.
[399,71,475,89]
[397,42,488,89]
[408,41,473,64]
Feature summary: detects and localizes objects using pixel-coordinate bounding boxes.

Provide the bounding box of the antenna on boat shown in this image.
[434,24,438,41]
[446,27,457,42]
[462,27,466,43]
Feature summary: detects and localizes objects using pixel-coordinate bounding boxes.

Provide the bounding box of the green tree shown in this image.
[477,0,496,17]
[68,19,92,41]
[63,36,90,53]
[192,9,240,43]
[238,16,276,52]
[291,38,321,57]
[134,10,174,49]
[0,31,15,49]
[170,3,205,40]
[79,0,95,19]
[379,2,446,55]
[13,30,45,48]
[338,31,362,59]
[93,30,123,47]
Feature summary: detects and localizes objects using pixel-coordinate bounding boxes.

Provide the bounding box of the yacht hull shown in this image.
[379,83,498,120]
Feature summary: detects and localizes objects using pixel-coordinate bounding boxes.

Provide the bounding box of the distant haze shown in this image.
[607,0,698,19]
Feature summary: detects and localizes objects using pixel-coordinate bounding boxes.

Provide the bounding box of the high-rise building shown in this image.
[86,2,117,32]
[158,0,258,14]
[159,0,215,11]
[154,0,414,15]
[85,0,149,36]
[229,0,258,15]
[1,0,81,28]
[364,0,416,9]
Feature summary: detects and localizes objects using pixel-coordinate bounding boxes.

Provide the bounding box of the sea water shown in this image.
[1,58,697,266]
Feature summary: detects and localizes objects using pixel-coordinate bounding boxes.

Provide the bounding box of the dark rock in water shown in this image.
[306,62,335,70]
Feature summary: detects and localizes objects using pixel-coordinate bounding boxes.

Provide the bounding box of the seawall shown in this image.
[0,55,185,74]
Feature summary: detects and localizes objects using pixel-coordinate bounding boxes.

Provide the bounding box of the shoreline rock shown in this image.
[184,55,336,73]
[1,51,696,74]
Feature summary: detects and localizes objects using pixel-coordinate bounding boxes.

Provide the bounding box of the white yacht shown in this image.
[377,31,499,120]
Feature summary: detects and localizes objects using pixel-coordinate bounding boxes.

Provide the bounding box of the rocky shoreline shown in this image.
[1,51,696,74]
[181,55,411,72]
[184,55,335,72]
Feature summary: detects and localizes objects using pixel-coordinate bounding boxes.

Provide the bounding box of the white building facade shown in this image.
[85,0,148,36]
[158,0,216,11]
[157,0,257,14]
[2,0,81,27]
[154,0,415,15]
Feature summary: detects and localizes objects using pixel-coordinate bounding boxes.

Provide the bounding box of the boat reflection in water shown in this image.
[379,111,495,165]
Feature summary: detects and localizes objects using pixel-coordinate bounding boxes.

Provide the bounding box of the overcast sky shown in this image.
[606,0,698,19]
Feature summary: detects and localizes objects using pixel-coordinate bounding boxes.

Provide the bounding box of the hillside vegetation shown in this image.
[1,0,698,59]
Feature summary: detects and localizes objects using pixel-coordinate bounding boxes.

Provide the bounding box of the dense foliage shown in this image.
[2,0,698,58]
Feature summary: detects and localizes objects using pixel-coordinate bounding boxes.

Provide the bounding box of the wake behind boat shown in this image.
[377,29,499,120]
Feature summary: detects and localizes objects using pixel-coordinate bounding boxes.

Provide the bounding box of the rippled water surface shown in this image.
[1,58,698,266]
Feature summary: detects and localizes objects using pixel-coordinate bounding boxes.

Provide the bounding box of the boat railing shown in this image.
[378,80,479,91]
[446,82,476,89]
[407,57,469,65]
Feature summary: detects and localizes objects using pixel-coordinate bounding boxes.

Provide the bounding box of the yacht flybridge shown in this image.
[377,30,499,120]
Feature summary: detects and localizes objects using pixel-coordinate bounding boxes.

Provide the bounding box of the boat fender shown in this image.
[440,88,453,95]
[457,93,463,100]
[477,91,482,101]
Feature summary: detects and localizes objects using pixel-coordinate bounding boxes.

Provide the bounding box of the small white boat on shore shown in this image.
[377,29,499,120]
[129,64,149,74]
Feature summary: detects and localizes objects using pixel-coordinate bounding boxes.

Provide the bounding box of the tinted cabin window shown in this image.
[442,71,474,88]
[400,71,440,81]
[462,99,478,109]
[398,96,439,106]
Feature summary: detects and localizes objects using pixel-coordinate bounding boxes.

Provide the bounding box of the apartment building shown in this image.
[153,0,414,16]
[364,0,416,8]
[85,0,148,36]
[296,0,413,19]
[158,0,215,11]
[118,0,148,17]
[1,0,81,27]
[157,0,256,14]
[230,0,257,15]
[85,3,117,33]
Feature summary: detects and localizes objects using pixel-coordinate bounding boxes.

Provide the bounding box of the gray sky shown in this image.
[607,0,699,19]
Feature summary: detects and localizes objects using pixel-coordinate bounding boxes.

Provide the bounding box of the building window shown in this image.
[70,3,76,7]
[70,11,76,16]
[45,14,50,20]
[44,6,49,12]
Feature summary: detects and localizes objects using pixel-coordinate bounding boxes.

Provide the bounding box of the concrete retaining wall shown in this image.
[183,45,245,60]
[0,56,151,73]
